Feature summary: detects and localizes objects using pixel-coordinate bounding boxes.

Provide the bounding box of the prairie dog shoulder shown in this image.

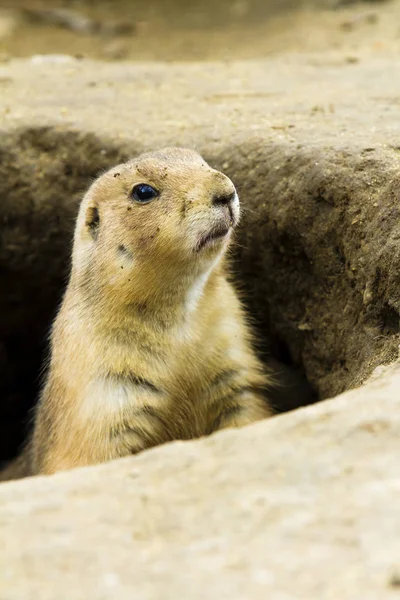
[2,147,273,480]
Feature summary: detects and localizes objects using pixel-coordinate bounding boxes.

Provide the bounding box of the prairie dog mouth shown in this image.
[196,223,231,252]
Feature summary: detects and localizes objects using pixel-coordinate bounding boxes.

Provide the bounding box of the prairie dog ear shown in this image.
[85,205,100,240]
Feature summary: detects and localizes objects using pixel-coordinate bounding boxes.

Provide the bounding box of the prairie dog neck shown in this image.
[68,248,223,334]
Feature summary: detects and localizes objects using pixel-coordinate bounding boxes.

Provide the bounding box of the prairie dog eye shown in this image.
[131,183,159,204]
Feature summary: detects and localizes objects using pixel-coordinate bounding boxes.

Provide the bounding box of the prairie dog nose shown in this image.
[211,190,236,207]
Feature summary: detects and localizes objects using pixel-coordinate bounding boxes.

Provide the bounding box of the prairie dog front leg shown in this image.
[212,389,272,433]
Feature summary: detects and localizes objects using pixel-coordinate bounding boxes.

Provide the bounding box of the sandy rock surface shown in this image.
[1,359,400,599]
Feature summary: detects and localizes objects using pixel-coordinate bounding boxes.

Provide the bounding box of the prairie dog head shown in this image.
[72,147,240,305]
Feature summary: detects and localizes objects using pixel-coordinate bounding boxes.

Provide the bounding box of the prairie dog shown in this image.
[1,147,273,480]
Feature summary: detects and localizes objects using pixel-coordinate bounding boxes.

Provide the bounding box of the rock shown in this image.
[0,359,399,599]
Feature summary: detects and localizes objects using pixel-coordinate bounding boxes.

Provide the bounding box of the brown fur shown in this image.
[1,148,273,481]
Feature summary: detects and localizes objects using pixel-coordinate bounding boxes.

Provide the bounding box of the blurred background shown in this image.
[0,0,398,63]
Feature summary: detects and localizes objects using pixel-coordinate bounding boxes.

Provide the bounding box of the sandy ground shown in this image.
[1,0,400,62]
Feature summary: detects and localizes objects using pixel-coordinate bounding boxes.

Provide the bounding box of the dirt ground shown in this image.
[1,0,400,62]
